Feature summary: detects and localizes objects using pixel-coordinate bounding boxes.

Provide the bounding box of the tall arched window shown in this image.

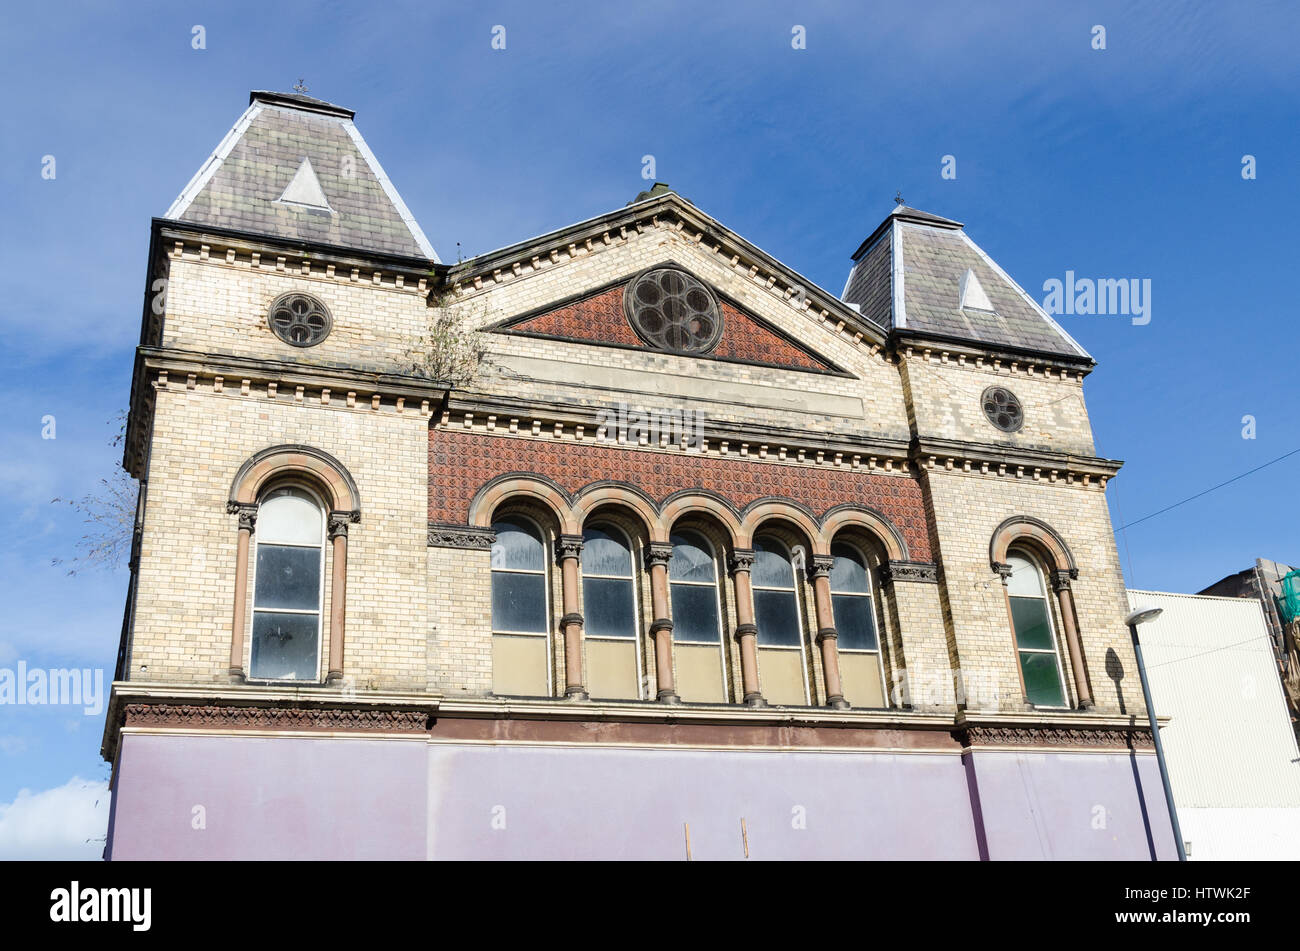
[752,535,809,705]
[490,516,551,696]
[250,486,324,681]
[582,523,641,699]
[669,530,727,702]
[1006,550,1068,707]
[830,542,887,707]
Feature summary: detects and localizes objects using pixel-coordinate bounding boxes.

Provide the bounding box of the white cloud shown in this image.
[0,776,109,860]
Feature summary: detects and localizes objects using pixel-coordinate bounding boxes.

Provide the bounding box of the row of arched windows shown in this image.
[488,514,890,706]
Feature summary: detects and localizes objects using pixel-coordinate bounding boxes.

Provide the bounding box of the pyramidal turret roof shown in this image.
[842,204,1089,361]
[164,90,437,261]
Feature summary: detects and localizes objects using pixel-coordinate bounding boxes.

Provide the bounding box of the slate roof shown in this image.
[164,91,437,260]
[842,206,1089,360]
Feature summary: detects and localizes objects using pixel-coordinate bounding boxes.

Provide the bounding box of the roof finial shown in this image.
[894,190,905,206]
[293,78,310,94]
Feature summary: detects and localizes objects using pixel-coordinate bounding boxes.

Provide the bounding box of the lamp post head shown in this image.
[1125,606,1163,627]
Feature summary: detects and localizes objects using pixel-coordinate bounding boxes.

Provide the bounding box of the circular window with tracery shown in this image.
[982,386,1024,433]
[268,293,332,347]
[623,267,722,354]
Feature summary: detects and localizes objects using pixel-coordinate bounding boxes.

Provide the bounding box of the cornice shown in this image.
[911,435,1123,489]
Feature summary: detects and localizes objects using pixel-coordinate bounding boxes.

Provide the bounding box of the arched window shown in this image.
[582,523,641,699]
[830,542,887,707]
[490,516,551,696]
[250,486,324,681]
[669,530,727,702]
[1006,550,1068,707]
[752,534,809,705]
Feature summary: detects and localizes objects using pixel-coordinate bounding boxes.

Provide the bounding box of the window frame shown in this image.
[828,539,889,706]
[248,483,326,683]
[1005,547,1070,709]
[489,513,554,697]
[751,533,812,705]
[581,521,645,700]
[668,529,729,699]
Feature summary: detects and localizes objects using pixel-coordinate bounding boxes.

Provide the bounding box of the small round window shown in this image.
[982,386,1024,433]
[268,293,332,347]
[623,267,722,354]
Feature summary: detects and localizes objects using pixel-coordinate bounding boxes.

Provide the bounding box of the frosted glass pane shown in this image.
[250,611,319,680]
[833,593,877,650]
[752,537,794,588]
[582,526,632,576]
[669,532,715,583]
[258,489,322,545]
[1005,553,1044,597]
[254,545,321,611]
[492,572,548,633]
[671,583,721,643]
[491,518,544,571]
[830,544,870,593]
[754,589,801,646]
[584,577,636,638]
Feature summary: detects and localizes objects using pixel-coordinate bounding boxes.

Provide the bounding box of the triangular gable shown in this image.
[490,272,845,375]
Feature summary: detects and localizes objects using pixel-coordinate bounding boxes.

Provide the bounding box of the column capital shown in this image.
[808,555,834,580]
[556,534,584,562]
[991,561,1013,582]
[645,543,673,569]
[1051,567,1079,592]
[327,513,351,540]
[227,501,257,533]
[728,548,756,575]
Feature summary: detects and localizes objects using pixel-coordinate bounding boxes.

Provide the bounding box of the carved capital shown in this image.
[645,543,673,569]
[808,555,834,580]
[728,549,756,575]
[227,501,257,533]
[556,534,584,562]
[878,560,939,585]
[991,561,1014,582]
[1051,567,1080,592]
[327,513,351,540]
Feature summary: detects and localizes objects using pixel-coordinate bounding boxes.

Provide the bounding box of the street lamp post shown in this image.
[1126,606,1187,862]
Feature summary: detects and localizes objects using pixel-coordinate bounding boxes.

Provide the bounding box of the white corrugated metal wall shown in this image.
[1127,589,1300,859]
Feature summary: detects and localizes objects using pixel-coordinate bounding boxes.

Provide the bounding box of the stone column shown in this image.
[557,535,588,699]
[326,513,351,684]
[226,503,256,683]
[645,543,679,703]
[1052,568,1094,709]
[728,549,765,707]
[809,555,849,709]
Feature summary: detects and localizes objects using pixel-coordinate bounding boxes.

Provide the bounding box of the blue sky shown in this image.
[2,1,1298,852]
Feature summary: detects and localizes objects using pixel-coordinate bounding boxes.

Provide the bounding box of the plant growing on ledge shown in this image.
[51,412,138,575]
[404,287,491,387]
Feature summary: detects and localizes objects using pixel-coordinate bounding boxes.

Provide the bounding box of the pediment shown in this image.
[487,264,846,376]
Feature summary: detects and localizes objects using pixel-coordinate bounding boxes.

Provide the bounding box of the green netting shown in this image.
[1280,570,1300,625]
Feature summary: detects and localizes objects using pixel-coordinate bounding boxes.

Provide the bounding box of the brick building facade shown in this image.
[101,91,1177,859]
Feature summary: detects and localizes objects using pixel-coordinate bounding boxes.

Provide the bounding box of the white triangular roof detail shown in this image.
[957,231,1089,359]
[958,267,996,312]
[276,157,332,210]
